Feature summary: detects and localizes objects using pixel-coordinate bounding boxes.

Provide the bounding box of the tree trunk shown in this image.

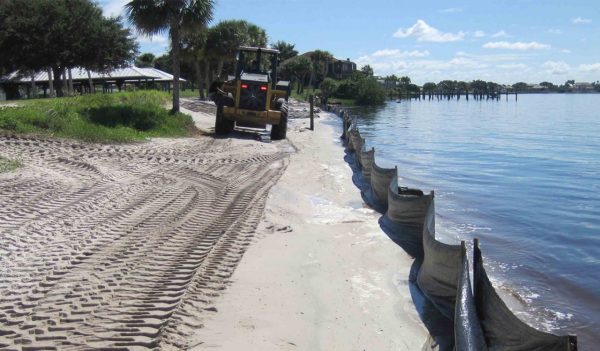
[216,58,224,79]
[52,66,64,97]
[68,68,74,95]
[195,60,205,99]
[47,68,55,98]
[61,68,68,96]
[204,60,211,99]
[86,69,95,93]
[30,74,37,99]
[170,17,181,113]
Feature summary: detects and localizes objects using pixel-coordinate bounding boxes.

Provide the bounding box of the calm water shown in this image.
[352,94,600,349]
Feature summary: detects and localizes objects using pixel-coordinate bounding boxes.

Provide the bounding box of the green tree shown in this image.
[472,80,490,95]
[205,20,267,81]
[383,75,398,99]
[355,77,386,105]
[422,82,437,95]
[306,50,333,90]
[398,76,412,96]
[539,81,556,90]
[154,54,172,73]
[125,0,214,113]
[136,53,156,67]
[181,27,208,98]
[457,81,469,96]
[0,0,137,97]
[360,65,374,77]
[512,82,528,92]
[282,56,312,94]
[319,77,338,104]
[438,80,457,95]
[271,40,298,61]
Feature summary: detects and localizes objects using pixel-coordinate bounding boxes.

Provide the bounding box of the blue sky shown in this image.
[99,0,600,84]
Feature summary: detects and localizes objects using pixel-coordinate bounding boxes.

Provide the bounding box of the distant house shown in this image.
[573,82,594,92]
[527,84,547,91]
[0,66,185,101]
[327,58,357,80]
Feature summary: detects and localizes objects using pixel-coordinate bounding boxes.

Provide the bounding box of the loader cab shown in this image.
[235,46,280,87]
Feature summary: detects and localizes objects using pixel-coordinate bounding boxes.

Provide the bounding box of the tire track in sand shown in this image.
[0,135,289,350]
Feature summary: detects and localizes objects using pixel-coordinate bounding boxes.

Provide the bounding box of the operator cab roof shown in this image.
[238,46,280,54]
[241,73,269,82]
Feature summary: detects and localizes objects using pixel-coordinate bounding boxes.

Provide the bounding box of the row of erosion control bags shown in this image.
[333,107,578,351]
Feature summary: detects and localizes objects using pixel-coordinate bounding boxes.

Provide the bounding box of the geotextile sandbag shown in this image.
[370,159,397,209]
[359,146,374,181]
[473,240,578,351]
[386,177,434,227]
[345,129,359,152]
[416,199,462,317]
[455,241,488,351]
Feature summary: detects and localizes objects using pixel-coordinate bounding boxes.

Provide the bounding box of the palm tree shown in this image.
[205,20,267,81]
[181,26,208,98]
[271,41,298,61]
[125,0,214,113]
[308,50,333,91]
[283,56,312,94]
[135,53,156,67]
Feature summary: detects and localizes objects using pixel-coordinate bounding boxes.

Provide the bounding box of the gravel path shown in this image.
[0,132,289,350]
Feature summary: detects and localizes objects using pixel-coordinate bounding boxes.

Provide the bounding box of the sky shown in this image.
[98,0,600,85]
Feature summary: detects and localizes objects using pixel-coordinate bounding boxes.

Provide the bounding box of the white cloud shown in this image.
[542,61,570,75]
[483,41,550,50]
[440,8,462,13]
[579,63,600,72]
[491,30,509,38]
[562,49,572,54]
[137,34,168,44]
[456,51,535,63]
[572,17,592,24]
[547,29,563,34]
[498,63,529,70]
[100,0,128,17]
[370,49,430,58]
[474,30,486,38]
[354,49,489,82]
[393,20,465,42]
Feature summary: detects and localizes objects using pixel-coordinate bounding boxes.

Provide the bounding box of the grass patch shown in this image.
[290,85,356,106]
[0,91,196,143]
[177,89,205,98]
[0,156,21,173]
[290,86,320,102]
[328,97,356,106]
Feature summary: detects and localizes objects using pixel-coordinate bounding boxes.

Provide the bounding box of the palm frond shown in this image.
[180,0,215,30]
[125,0,170,36]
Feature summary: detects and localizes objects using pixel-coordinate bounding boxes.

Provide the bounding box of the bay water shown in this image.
[352,94,599,349]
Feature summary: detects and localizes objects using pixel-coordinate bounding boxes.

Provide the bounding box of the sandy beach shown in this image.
[0,98,428,349]
[185,101,429,350]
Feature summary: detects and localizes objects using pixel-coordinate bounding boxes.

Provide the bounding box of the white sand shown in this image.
[188,109,429,350]
[0,101,428,349]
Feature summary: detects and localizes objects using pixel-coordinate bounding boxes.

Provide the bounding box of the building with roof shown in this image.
[283,51,357,81]
[0,66,185,101]
[326,58,357,80]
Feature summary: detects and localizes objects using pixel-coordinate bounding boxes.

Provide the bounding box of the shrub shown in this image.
[355,77,387,105]
[332,73,386,106]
